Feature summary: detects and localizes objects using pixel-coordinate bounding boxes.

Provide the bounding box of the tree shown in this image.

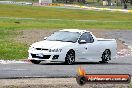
[123,0,127,9]
[130,0,132,5]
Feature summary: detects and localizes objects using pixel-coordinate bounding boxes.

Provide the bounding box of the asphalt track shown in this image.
[0,55,132,79]
[0,30,132,79]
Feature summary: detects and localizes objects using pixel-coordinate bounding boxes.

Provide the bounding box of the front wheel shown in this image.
[30,60,41,64]
[65,50,75,65]
[100,49,111,63]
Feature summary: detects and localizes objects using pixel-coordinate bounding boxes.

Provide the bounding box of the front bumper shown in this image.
[28,50,65,61]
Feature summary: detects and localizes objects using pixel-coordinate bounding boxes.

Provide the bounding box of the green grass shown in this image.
[0,4,132,21]
[0,18,132,29]
[0,4,132,60]
[0,29,27,60]
[0,41,27,60]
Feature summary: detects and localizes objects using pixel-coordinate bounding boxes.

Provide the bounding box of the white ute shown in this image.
[28,29,117,64]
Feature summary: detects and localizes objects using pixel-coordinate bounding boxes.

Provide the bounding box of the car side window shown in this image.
[89,33,94,43]
[79,32,94,43]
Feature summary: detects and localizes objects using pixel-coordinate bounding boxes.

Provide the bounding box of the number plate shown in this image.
[36,53,43,57]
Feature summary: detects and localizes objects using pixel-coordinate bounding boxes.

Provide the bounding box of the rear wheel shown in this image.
[100,49,111,63]
[30,60,41,64]
[65,50,75,65]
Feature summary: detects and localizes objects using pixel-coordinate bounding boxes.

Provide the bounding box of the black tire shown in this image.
[100,49,111,63]
[30,60,41,64]
[65,50,75,65]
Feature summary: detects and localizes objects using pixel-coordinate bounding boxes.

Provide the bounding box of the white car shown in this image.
[28,29,117,64]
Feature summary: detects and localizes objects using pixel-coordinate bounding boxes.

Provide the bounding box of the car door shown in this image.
[77,32,98,61]
[76,33,89,61]
[85,33,99,60]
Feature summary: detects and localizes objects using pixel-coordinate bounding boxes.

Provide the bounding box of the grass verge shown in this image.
[0,29,27,60]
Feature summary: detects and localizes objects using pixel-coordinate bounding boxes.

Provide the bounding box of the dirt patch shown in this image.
[0,78,131,88]
[16,29,128,52]
[16,29,56,45]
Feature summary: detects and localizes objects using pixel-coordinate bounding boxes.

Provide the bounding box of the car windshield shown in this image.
[46,31,81,43]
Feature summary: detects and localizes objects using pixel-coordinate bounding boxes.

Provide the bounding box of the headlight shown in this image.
[29,47,36,51]
[49,49,62,52]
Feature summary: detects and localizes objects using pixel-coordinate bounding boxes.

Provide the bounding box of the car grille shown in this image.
[31,54,51,59]
[36,48,48,51]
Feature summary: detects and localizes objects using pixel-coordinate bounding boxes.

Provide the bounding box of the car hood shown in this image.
[31,40,73,49]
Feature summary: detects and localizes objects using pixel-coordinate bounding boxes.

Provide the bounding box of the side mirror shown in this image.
[44,37,47,40]
[79,40,87,44]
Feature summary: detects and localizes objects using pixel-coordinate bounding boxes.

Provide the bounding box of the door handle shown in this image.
[84,47,87,50]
